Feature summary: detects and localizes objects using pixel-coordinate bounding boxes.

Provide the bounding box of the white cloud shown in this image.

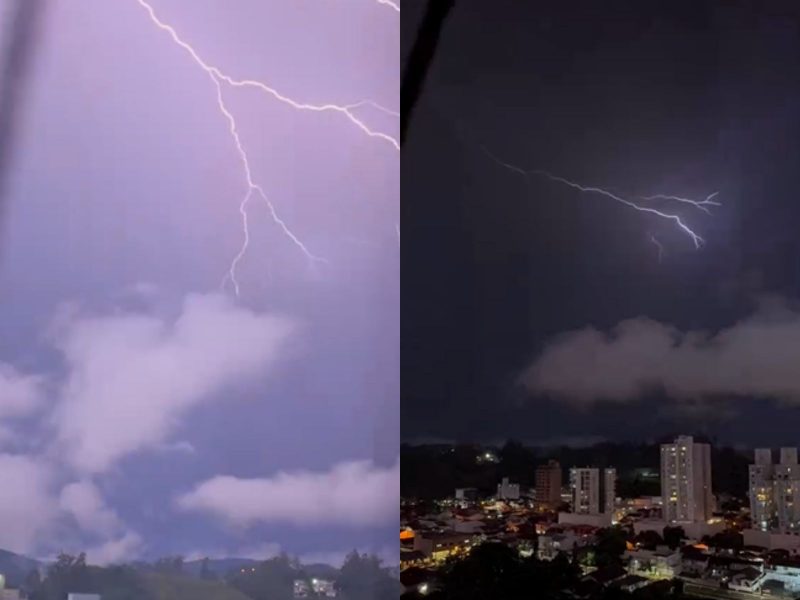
[522,298,800,404]
[0,454,57,554]
[176,459,399,527]
[59,480,122,537]
[84,531,143,566]
[50,293,295,473]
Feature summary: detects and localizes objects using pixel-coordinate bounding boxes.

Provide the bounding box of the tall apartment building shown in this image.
[497,477,521,500]
[750,447,800,533]
[536,460,562,509]
[660,435,713,523]
[750,448,775,531]
[570,467,616,515]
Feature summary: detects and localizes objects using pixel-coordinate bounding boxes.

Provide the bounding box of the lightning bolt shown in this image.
[136,0,399,296]
[345,100,401,118]
[481,146,710,249]
[642,191,721,215]
[650,234,665,263]
[376,0,401,11]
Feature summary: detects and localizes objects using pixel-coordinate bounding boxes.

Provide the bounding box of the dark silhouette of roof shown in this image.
[400,567,436,587]
[587,564,627,585]
[615,575,649,589]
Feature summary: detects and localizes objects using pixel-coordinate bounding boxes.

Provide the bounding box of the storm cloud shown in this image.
[50,293,295,473]
[522,298,800,404]
[177,459,400,527]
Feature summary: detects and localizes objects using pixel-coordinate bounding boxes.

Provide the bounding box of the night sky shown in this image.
[402,1,800,447]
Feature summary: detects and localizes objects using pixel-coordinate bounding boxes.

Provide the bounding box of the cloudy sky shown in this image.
[0,0,398,565]
[402,0,800,448]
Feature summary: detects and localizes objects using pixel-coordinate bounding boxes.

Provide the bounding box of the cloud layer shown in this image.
[0,290,396,560]
[59,480,123,537]
[50,293,294,473]
[522,298,800,404]
[84,531,144,566]
[177,459,399,527]
[0,292,297,558]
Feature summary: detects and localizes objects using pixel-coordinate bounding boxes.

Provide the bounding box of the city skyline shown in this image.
[399,2,800,598]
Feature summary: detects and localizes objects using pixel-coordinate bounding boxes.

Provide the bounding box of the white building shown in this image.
[294,579,336,598]
[774,448,800,533]
[454,488,477,501]
[660,435,713,524]
[742,528,800,552]
[748,447,800,533]
[570,467,616,515]
[497,477,520,500]
[750,448,774,531]
[625,546,681,579]
[603,468,616,514]
[632,518,723,540]
[762,562,800,594]
[537,531,582,561]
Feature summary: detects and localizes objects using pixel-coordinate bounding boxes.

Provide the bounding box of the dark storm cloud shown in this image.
[523,296,800,404]
[402,0,800,447]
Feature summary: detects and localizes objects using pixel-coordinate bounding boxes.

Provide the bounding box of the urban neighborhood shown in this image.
[401,436,800,599]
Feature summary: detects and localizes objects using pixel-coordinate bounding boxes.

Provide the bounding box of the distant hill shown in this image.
[183,558,259,578]
[0,549,41,587]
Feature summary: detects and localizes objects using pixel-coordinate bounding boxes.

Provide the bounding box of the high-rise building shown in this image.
[660,435,713,524]
[775,450,800,533]
[750,448,775,531]
[751,447,800,533]
[536,460,562,510]
[455,488,477,502]
[570,467,616,515]
[571,468,598,514]
[603,468,616,514]
[497,477,520,500]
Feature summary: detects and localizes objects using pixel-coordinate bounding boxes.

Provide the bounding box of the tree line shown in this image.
[19,550,399,600]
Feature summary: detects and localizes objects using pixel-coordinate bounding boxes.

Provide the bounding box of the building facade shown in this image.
[749,447,800,533]
[497,477,520,500]
[750,448,775,531]
[413,532,472,563]
[536,460,562,510]
[569,467,616,515]
[660,435,713,524]
[454,488,477,502]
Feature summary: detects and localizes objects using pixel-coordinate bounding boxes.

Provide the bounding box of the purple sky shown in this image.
[0,0,398,565]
